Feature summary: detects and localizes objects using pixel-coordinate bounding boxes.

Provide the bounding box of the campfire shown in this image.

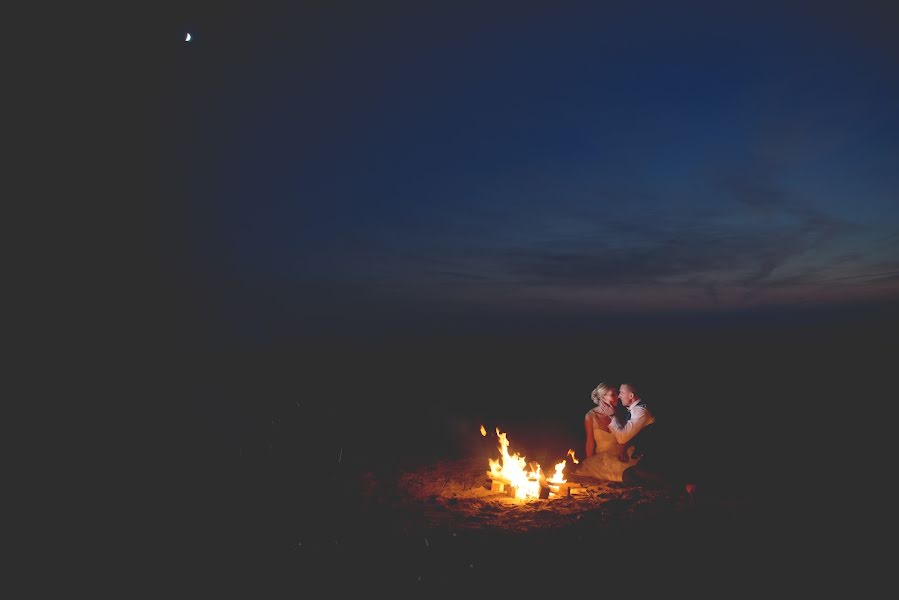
[482,426,584,500]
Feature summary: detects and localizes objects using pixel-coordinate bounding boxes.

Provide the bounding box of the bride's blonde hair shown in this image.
[591,382,614,405]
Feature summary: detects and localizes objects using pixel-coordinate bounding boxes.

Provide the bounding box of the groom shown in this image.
[609,382,664,485]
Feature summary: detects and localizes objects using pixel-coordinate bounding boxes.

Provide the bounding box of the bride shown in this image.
[574,382,638,481]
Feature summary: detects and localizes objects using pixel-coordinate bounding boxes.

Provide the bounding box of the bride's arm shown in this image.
[584,414,596,457]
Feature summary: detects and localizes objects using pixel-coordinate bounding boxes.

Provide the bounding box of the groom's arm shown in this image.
[608,406,653,445]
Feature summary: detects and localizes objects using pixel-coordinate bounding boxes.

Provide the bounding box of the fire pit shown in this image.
[482,427,585,499]
[360,425,697,535]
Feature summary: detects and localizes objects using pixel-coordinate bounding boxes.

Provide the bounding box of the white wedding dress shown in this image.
[575,409,639,482]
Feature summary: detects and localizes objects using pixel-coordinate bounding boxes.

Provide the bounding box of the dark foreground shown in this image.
[139,452,843,596]
[130,307,893,594]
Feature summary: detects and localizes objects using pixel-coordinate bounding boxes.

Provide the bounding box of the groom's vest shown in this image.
[626,401,657,460]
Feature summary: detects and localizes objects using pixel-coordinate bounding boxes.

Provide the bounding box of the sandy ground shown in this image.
[391,457,692,532]
[153,454,818,596]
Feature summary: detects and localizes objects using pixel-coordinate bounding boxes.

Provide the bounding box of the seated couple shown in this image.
[575,381,673,489]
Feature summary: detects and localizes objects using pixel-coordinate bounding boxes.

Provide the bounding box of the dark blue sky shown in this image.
[155,2,899,345]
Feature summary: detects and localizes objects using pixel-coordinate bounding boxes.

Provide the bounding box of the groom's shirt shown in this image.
[608,399,655,445]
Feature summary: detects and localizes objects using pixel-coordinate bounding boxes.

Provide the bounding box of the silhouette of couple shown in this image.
[576,382,691,493]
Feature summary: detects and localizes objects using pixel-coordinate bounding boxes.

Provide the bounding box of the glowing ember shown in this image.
[567,449,579,464]
[480,424,487,436]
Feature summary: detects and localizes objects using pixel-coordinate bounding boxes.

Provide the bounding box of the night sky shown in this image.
[136,7,895,585]
[152,1,899,348]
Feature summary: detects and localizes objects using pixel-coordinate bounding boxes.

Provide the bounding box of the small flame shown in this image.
[479,424,486,437]
[547,460,567,484]
[567,448,579,464]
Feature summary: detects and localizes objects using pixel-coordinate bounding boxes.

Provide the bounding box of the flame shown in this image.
[567,448,579,464]
[547,460,567,484]
[487,428,547,499]
[479,424,486,436]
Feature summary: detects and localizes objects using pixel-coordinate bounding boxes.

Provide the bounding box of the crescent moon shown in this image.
[185,33,191,42]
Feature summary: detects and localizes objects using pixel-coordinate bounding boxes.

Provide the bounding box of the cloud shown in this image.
[401,181,887,313]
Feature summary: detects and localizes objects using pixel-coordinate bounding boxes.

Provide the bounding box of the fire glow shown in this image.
[485,426,577,500]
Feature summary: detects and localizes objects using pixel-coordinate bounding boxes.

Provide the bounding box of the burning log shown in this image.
[539,481,551,499]
[545,482,587,497]
[547,481,569,497]
[486,472,585,499]
[485,473,519,497]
